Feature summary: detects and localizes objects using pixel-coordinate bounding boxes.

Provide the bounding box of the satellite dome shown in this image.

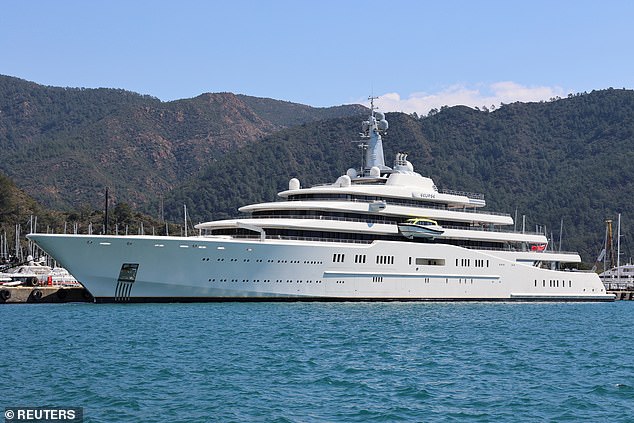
[336,175,351,187]
[289,178,300,190]
[375,112,385,121]
[370,166,381,177]
[346,168,358,178]
[378,119,389,131]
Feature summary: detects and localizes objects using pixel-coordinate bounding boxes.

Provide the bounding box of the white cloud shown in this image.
[365,82,567,115]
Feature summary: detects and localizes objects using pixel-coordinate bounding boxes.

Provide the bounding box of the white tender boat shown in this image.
[398,218,444,239]
[27,98,613,302]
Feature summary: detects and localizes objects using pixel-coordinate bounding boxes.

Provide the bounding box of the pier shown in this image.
[608,290,634,300]
[0,286,93,303]
[603,281,634,300]
[605,285,634,300]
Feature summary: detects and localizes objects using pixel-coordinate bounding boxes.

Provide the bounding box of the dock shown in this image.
[603,282,634,300]
[607,290,634,300]
[0,286,93,303]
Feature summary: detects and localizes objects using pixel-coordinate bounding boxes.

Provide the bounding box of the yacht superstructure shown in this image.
[28,98,613,302]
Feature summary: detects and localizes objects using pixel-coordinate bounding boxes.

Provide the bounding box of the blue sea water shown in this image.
[1,302,633,422]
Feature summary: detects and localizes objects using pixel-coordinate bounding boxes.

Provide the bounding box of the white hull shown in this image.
[28,234,613,302]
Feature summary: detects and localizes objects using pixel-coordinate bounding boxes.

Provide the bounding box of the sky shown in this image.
[2,0,634,115]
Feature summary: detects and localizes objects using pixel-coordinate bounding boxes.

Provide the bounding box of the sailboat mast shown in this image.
[184,204,188,237]
[104,187,109,235]
[617,213,621,281]
[606,219,614,269]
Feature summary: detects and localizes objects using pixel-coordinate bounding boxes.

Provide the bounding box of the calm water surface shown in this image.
[1,302,633,422]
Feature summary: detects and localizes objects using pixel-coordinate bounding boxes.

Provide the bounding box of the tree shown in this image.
[114,202,133,226]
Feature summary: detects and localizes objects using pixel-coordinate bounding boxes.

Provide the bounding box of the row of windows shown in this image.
[251,209,472,230]
[456,258,489,268]
[333,254,393,264]
[354,254,367,263]
[207,228,512,250]
[208,276,506,286]
[210,278,322,284]
[535,279,572,288]
[287,193,451,211]
[203,257,323,265]
[253,209,398,225]
[474,259,488,268]
[203,253,489,269]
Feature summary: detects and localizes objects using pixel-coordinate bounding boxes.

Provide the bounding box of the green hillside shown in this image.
[0,75,366,210]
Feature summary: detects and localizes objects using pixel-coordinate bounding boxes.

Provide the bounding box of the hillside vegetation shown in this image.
[0,75,366,209]
[0,172,188,261]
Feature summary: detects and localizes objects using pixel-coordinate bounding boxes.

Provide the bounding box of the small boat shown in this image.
[398,218,444,239]
[599,264,634,290]
[0,255,80,287]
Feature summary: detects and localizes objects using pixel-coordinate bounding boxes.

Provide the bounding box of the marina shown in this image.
[0,254,87,303]
[596,214,634,296]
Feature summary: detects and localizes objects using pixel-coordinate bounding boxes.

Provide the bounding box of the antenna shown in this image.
[617,213,621,280]
[357,142,367,175]
[184,204,188,237]
[558,217,563,252]
[606,219,614,269]
[369,95,379,117]
[104,187,109,235]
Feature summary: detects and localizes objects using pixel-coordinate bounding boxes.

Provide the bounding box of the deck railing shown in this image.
[284,196,510,217]
[237,214,542,235]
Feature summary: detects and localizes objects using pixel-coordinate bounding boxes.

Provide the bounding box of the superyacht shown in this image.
[28,98,613,302]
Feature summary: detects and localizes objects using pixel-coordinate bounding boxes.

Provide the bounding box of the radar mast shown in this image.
[360,96,390,174]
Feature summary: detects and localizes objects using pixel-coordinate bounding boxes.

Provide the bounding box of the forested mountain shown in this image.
[0,172,43,225]
[165,89,634,262]
[0,170,183,259]
[0,75,366,209]
[0,171,67,255]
